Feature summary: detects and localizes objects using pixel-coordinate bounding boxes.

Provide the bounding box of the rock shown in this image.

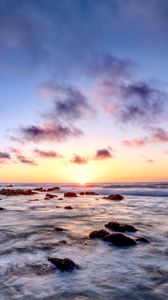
[105,221,137,232]
[64,192,77,197]
[79,191,98,195]
[0,189,37,197]
[48,257,78,271]
[103,233,136,246]
[6,184,13,188]
[64,206,73,209]
[107,194,124,201]
[0,207,5,210]
[47,186,60,192]
[89,229,109,239]
[135,237,149,243]
[54,227,65,232]
[33,187,46,192]
[58,197,63,200]
[45,193,57,199]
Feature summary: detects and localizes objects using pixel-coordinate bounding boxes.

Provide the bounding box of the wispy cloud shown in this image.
[34,149,62,158]
[19,122,83,142]
[17,155,37,166]
[0,151,11,164]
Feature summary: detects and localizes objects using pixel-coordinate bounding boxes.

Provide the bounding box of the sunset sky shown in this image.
[0,0,168,183]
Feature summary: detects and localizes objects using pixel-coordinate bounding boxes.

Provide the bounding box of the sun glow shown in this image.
[78,178,87,185]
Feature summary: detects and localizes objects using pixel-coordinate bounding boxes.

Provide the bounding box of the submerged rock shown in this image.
[64,206,73,209]
[105,221,137,232]
[135,236,149,243]
[64,192,77,197]
[48,257,78,271]
[33,187,46,192]
[107,194,124,200]
[0,189,37,197]
[89,229,109,239]
[103,233,136,246]
[79,191,98,195]
[89,229,136,246]
[45,193,57,199]
[54,227,65,232]
[0,207,5,210]
[47,186,60,192]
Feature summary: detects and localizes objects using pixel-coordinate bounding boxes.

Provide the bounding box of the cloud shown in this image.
[71,154,88,164]
[146,158,155,164]
[94,148,112,160]
[34,149,61,158]
[0,151,11,164]
[17,155,37,166]
[19,122,83,142]
[150,127,168,143]
[123,138,146,147]
[40,81,94,121]
[88,54,134,80]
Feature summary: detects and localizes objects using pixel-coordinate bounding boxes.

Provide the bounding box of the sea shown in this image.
[0,182,167,300]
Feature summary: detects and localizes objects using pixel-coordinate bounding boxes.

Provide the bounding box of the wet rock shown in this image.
[79,191,98,195]
[103,233,136,246]
[58,197,63,200]
[89,229,109,239]
[0,189,37,197]
[105,221,137,232]
[48,257,78,271]
[0,207,5,210]
[64,206,73,209]
[6,184,13,188]
[45,193,57,199]
[47,186,60,192]
[107,194,124,200]
[54,227,65,232]
[33,187,46,192]
[135,237,149,243]
[64,192,77,197]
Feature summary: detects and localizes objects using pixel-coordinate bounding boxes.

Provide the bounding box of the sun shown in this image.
[78,178,86,185]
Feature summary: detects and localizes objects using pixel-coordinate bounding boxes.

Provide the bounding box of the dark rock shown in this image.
[54,227,65,232]
[47,186,60,192]
[103,233,136,246]
[33,187,46,192]
[48,257,78,271]
[58,197,63,200]
[89,229,109,239]
[0,189,37,197]
[64,206,73,209]
[79,191,98,195]
[64,192,77,197]
[45,193,57,199]
[105,221,137,232]
[0,207,5,210]
[135,237,149,243]
[6,184,13,188]
[107,194,124,200]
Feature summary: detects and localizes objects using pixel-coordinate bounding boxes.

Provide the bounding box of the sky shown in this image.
[0,0,168,183]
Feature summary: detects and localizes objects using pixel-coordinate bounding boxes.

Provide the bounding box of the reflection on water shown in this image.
[0,183,168,299]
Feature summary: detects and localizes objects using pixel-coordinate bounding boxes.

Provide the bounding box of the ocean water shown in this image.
[0,182,167,300]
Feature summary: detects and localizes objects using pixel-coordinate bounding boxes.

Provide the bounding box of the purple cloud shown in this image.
[95,149,112,160]
[40,82,94,121]
[0,151,11,164]
[17,155,37,166]
[34,149,61,158]
[20,122,83,142]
